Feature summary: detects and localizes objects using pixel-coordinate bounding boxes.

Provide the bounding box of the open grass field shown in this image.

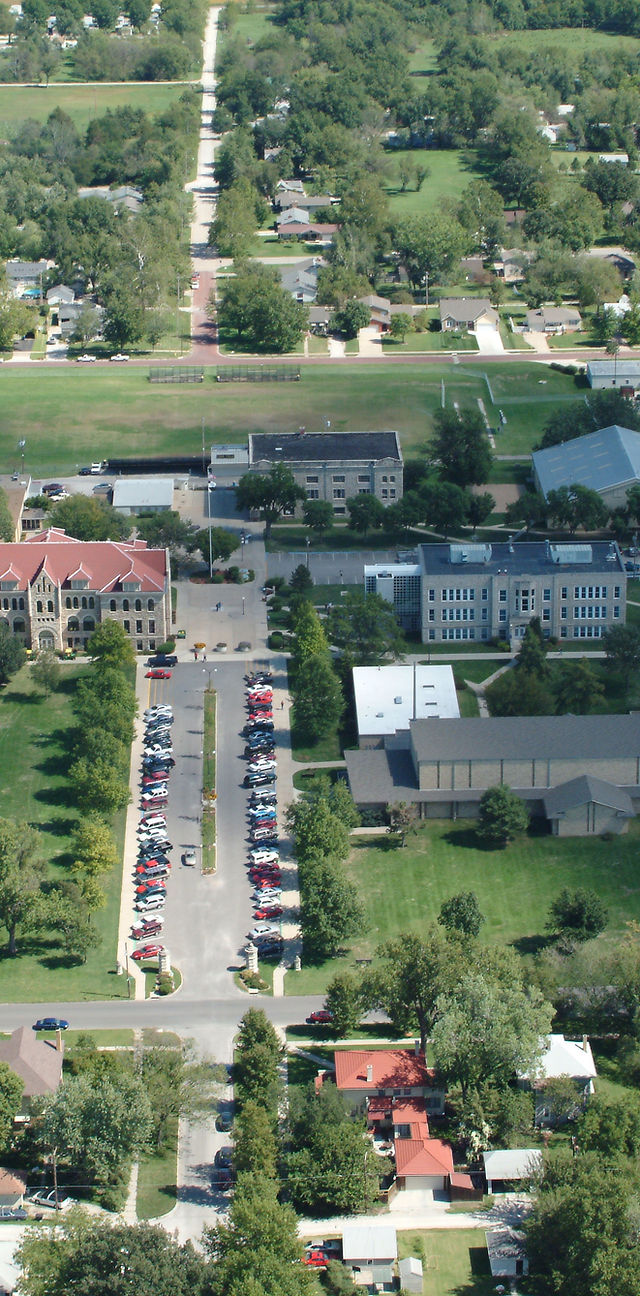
[398,1230,493,1296]
[0,361,581,473]
[384,149,483,216]
[489,25,640,54]
[0,664,127,1001]
[381,331,478,353]
[286,817,640,995]
[0,83,191,135]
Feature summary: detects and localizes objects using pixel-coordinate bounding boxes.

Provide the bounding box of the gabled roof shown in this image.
[521,1034,597,1084]
[543,775,634,819]
[533,424,640,499]
[0,532,167,593]
[395,1133,454,1178]
[335,1048,430,1092]
[0,1027,62,1096]
[483,1149,542,1182]
[439,297,496,323]
[410,713,640,767]
[0,1169,26,1195]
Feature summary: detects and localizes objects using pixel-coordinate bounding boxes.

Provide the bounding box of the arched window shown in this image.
[123,599,129,611]
[147,599,155,612]
[72,597,79,609]
[47,600,54,613]
[1,601,7,611]
[39,630,54,650]
[68,618,79,632]
[65,597,72,609]
[110,599,116,612]
[18,598,24,611]
[11,599,16,611]
[13,619,25,635]
[83,617,95,633]
[81,597,87,610]
[88,597,94,608]
[36,600,42,614]
[135,599,142,612]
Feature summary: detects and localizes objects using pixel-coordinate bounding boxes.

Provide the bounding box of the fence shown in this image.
[148,366,204,383]
[215,365,301,383]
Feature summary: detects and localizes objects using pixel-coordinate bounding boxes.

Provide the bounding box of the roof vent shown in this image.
[366,1064,373,1083]
[394,696,403,705]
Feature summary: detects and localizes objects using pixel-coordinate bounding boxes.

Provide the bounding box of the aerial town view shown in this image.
[0,0,638,1291]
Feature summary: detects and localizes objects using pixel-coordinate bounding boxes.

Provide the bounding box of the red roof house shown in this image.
[334,1048,445,1113]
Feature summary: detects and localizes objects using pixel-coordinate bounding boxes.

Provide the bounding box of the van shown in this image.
[90,461,105,474]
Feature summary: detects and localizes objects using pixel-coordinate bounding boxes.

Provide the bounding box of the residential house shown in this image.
[275,192,336,214]
[358,294,423,334]
[482,1148,542,1194]
[525,306,582,334]
[543,775,634,836]
[57,300,104,339]
[493,247,531,283]
[247,429,403,515]
[4,260,50,300]
[0,529,171,653]
[587,358,640,391]
[532,424,640,510]
[308,304,334,334]
[341,1225,397,1289]
[335,1048,445,1115]
[77,185,144,214]
[278,258,324,304]
[276,179,304,195]
[275,208,339,243]
[0,1171,26,1209]
[485,1229,529,1279]
[112,478,174,516]
[0,476,31,542]
[438,298,499,333]
[519,1034,597,1125]
[0,1027,62,1108]
[45,284,74,307]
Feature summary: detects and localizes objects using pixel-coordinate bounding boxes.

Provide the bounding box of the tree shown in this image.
[17,1218,209,1296]
[525,1154,640,1296]
[326,590,404,664]
[0,489,14,542]
[302,499,333,538]
[431,973,553,1100]
[209,178,261,258]
[539,1075,586,1126]
[291,602,328,664]
[419,479,469,538]
[218,260,308,353]
[136,510,198,557]
[0,292,33,352]
[467,490,495,532]
[547,888,608,945]
[71,813,119,883]
[602,624,640,689]
[546,484,609,533]
[365,930,464,1052]
[485,669,555,717]
[429,406,493,488]
[286,797,350,867]
[30,649,60,695]
[476,785,529,848]
[0,1062,23,1147]
[234,1010,283,1114]
[578,1093,640,1158]
[141,1044,218,1150]
[517,618,550,678]
[537,390,640,451]
[387,800,418,847]
[233,1098,279,1179]
[326,779,360,829]
[40,1070,152,1183]
[85,620,134,670]
[292,654,344,742]
[74,666,136,746]
[236,465,305,538]
[0,624,25,684]
[325,971,363,1036]
[289,565,314,597]
[204,1173,311,1296]
[346,494,385,535]
[394,212,467,287]
[333,299,370,339]
[193,526,238,567]
[554,660,605,715]
[102,287,145,351]
[299,855,365,960]
[49,495,131,542]
[70,304,102,347]
[389,313,412,342]
[69,755,130,813]
[438,891,485,938]
[0,818,45,955]
[286,1084,384,1216]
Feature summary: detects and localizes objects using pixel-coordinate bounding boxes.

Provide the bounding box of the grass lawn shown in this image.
[489,25,640,54]
[384,149,483,216]
[0,83,191,135]
[286,818,640,995]
[63,1029,135,1048]
[397,1229,493,1296]
[407,35,439,75]
[0,362,583,473]
[0,664,127,1001]
[381,331,478,353]
[136,1115,178,1220]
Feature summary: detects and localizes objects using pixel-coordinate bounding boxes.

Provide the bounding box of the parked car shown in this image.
[254,904,283,920]
[146,669,172,680]
[248,759,276,774]
[214,1146,233,1168]
[306,1010,334,1025]
[257,938,284,960]
[0,1206,26,1220]
[244,774,276,788]
[131,943,164,961]
[135,882,167,897]
[249,849,279,865]
[252,885,282,901]
[139,815,166,830]
[109,353,129,362]
[215,1111,233,1133]
[144,707,173,719]
[33,1017,69,1032]
[250,789,277,804]
[131,918,163,938]
[244,719,274,733]
[250,829,278,844]
[135,895,166,911]
[135,865,169,880]
[182,848,197,867]
[76,353,96,363]
[148,654,178,667]
[28,1188,74,1210]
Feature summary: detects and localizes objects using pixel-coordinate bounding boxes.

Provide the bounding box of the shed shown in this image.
[485,1229,528,1279]
[398,1257,423,1293]
[542,775,634,836]
[112,478,174,516]
[0,1172,26,1209]
[482,1148,542,1193]
[342,1224,397,1288]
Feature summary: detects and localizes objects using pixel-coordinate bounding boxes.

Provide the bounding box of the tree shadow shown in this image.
[511,932,550,956]
[443,827,495,852]
[7,690,42,705]
[36,817,77,838]
[33,786,77,809]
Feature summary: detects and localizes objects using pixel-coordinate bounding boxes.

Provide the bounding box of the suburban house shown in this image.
[518,1034,597,1125]
[278,258,324,304]
[275,208,338,243]
[57,300,104,339]
[247,430,403,515]
[45,284,74,307]
[335,1048,445,1115]
[493,247,531,283]
[587,358,640,391]
[112,478,174,516]
[482,1148,543,1194]
[525,306,582,334]
[77,185,144,214]
[4,259,50,299]
[532,424,640,510]
[0,529,171,653]
[0,1027,62,1108]
[358,294,424,333]
[439,298,499,333]
[353,663,459,745]
[0,1171,26,1209]
[485,1229,529,1279]
[341,1225,397,1289]
[543,775,634,836]
[345,711,640,819]
[275,191,336,214]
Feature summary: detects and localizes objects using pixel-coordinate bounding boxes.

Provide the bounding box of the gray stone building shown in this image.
[248,430,403,515]
[419,540,626,645]
[0,529,171,653]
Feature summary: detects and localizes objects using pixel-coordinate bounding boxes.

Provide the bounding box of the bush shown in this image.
[269,632,284,649]
[226,565,241,583]
[155,973,174,996]
[211,570,225,584]
[156,640,175,654]
[453,672,468,691]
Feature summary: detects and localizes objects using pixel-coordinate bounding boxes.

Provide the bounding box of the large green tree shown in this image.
[429,406,493,488]
[204,1172,312,1296]
[16,1218,209,1296]
[217,259,308,353]
[365,929,464,1052]
[40,1070,152,1183]
[50,495,130,542]
[0,817,45,956]
[136,510,198,557]
[477,785,529,847]
[236,465,305,538]
[286,1084,384,1215]
[326,590,404,664]
[292,654,344,742]
[86,620,135,670]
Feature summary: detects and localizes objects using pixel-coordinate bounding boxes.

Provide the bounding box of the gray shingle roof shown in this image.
[543,774,634,818]
[410,713,640,765]
[533,425,640,498]
[249,431,402,464]
[439,297,496,323]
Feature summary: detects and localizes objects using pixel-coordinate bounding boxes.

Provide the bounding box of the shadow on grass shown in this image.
[442,827,493,852]
[511,932,550,956]
[36,818,77,839]
[33,785,77,809]
[4,690,42,705]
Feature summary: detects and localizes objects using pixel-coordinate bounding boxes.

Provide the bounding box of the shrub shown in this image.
[156,640,175,654]
[226,565,241,583]
[269,631,284,649]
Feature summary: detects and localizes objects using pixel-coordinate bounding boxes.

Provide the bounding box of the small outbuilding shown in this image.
[112,478,174,516]
[397,1257,423,1293]
[485,1229,529,1279]
[482,1148,542,1194]
[543,775,634,837]
[342,1224,397,1289]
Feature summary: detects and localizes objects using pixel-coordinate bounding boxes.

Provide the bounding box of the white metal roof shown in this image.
[112,478,174,510]
[342,1225,397,1261]
[354,664,460,737]
[483,1149,542,1181]
[521,1034,597,1082]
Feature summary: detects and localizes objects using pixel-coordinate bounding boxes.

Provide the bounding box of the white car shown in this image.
[109,353,129,362]
[135,896,166,912]
[252,889,281,904]
[248,760,276,774]
[249,849,280,866]
[144,747,173,758]
[29,1188,74,1210]
[138,815,166,831]
[77,353,96,363]
[249,922,280,940]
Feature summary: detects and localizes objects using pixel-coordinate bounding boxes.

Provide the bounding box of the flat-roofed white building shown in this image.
[112,478,174,516]
[354,663,459,746]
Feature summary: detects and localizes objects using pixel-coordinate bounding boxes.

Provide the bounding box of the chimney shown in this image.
[55,1029,63,1053]
[366,1064,373,1083]
[415,1039,420,1057]
[582,1034,588,1053]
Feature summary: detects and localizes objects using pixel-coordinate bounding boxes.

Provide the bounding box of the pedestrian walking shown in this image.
[281,700,285,710]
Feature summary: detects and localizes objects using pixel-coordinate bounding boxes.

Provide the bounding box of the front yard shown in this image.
[397,1230,494,1296]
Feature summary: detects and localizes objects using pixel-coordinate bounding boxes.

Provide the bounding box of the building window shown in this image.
[333,490,345,499]
[359,487,371,495]
[36,600,42,613]
[359,475,370,483]
[389,475,395,482]
[428,609,434,622]
[123,620,130,633]
[81,597,87,609]
[123,599,129,611]
[428,589,435,601]
[481,588,488,600]
[135,599,142,612]
[11,599,16,611]
[543,588,551,600]
[306,475,319,483]
[389,489,396,497]
[542,608,550,621]
[429,629,435,640]
[499,609,507,622]
[561,586,568,599]
[136,620,142,633]
[110,599,116,612]
[147,600,155,612]
[88,597,94,608]
[614,585,621,599]
[614,605,621,618]
[560,626,567,638]
[19,598,24,611]
[47,600,54,613]
[499,589,507,602]
[561,607,567,619]
[65,597,71,609]
[381,490,387,498]
[332,475,345,483]
[73,597,79,609]
[481,608,488,621]
[306,489,319,500]
[149,620,155,634]
[137,641,143,651]
[334,506,346,515]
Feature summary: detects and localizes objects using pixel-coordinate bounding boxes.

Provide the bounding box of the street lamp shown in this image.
[18,439,25,476]
[305,534,310,570]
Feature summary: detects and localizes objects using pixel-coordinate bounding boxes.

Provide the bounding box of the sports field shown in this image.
[0,361,581,473]
[0,83,191,134]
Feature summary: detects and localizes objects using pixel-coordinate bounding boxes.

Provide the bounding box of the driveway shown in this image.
[475,322,505,354]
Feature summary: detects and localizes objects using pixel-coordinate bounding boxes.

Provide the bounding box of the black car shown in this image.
[245,774,276,788]
[244,720,274,735]
[148,654,178,667]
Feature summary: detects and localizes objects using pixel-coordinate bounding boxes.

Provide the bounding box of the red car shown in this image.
[249,864,281,876]
[306,1010,334,1025]
[254,905,283,920]
[131,943,164,961]
[247,692,272,705]
[146,669,172,679]
[303,1252,328,1269]
[135,880,167,895]
[135,864,170,876]
[131,920,163,938]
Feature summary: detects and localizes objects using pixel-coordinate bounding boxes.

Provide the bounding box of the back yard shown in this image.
[398,1230,494,1296]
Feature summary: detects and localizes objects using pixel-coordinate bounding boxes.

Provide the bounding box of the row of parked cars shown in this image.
[129,703,176,961]
[242,671,283,961]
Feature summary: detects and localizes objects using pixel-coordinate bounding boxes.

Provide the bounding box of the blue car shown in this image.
[33,1018,69,1032]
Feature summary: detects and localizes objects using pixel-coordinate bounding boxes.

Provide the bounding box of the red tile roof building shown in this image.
[0,529,170,653]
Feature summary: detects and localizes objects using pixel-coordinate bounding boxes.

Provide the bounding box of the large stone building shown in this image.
[247,430,403,515]
[0,529,171,653]
[367,540,626,644]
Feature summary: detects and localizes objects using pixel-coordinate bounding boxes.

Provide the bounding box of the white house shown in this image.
[519,1033,597,1125]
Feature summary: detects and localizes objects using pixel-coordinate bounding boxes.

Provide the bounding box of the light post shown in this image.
[18,439,25,476]
[339,569,343,584]
[305,534,310,570]
[242,596,245,616]
[203,666,217,690]
[423,272,429,307]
